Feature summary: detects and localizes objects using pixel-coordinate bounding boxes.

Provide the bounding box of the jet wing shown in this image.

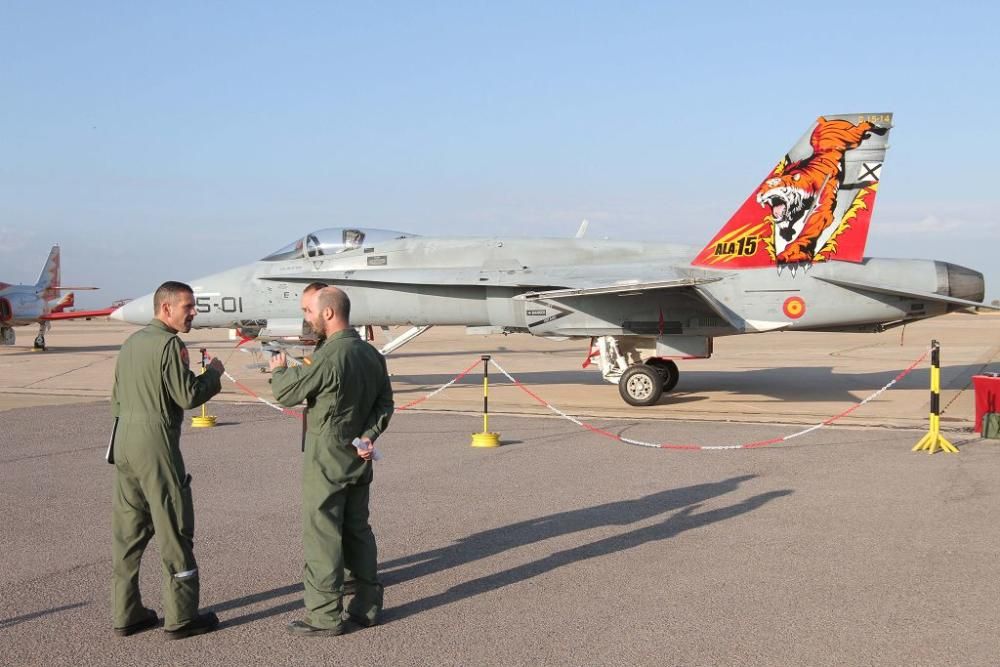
[261,268,745,333]
[41,307,116,321]
[813,276,1000,310]
[515,276,723,300]
[516,276,745,334]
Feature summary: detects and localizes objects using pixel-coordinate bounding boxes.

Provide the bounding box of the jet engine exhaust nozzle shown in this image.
[935,261,985,304]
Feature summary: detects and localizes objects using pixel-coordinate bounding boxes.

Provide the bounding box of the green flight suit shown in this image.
[271,328,394,629]
[110,319,222,631]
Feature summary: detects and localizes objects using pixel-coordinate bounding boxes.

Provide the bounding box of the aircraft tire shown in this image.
[33,335,46,350]
[1,327,15,346]
[619,364,664,406]
[645,359,679,393]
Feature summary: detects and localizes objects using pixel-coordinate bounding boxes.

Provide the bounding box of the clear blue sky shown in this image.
[2,1,998,306]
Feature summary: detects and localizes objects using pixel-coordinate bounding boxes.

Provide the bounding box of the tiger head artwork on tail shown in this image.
[692,113,893,274]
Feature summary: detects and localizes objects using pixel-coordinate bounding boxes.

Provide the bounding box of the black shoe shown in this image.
[286,619,349,637]
[113,608,158,637]
[345,611,379,628]
[164,612,220,640]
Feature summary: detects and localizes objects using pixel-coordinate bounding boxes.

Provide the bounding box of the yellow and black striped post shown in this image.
[913,340,957,454]
[471,354,500,447]
[191,347,218,428]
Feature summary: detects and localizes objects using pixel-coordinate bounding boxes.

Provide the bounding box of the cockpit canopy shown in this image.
[261,227,417,262]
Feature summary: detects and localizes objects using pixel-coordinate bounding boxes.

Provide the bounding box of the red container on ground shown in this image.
[972,374,1000,433]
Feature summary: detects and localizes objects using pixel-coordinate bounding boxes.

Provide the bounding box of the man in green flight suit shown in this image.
[109,281,225,639]
[269,284,394,636]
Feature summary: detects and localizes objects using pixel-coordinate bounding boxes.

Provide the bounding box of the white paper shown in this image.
[352,437,382,461]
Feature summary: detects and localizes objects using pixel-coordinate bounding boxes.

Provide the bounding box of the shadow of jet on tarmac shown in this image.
[395,362,992,405]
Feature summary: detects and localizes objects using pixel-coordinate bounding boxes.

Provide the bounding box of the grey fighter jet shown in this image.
[112,113,994,405]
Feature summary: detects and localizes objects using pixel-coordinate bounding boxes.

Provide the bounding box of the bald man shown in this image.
[270,286,394,635]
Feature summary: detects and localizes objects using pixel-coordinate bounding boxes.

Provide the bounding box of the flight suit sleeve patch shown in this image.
[180,346,189,368]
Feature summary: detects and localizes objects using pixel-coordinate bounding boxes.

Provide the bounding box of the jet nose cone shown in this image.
[112,294,154,325]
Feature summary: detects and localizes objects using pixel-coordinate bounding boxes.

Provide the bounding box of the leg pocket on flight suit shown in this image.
[178,473,195,542]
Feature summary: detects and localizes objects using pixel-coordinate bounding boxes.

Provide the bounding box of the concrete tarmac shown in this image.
[1,314,999,665]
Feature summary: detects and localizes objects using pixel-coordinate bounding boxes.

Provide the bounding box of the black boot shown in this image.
[165,612,220,640]
[113,608,158,637]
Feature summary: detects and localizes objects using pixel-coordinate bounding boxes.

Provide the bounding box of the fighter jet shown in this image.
[112,113,995,405]
[1,245,115,350]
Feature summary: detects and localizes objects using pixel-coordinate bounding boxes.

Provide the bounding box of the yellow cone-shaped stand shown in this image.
[471,355,500,447]
[471,431,500,447]
[191,403,217,428]
[190,355,217,427]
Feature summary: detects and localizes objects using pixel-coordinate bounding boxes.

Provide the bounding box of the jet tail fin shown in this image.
[35,245,61,300]
[692,113,893,270]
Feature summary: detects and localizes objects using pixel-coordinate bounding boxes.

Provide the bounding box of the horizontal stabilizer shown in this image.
[813,276,999,310]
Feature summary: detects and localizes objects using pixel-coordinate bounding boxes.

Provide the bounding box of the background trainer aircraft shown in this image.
[1,245,115,350]
[111,113,995,405]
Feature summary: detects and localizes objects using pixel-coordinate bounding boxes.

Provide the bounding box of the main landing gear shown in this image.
[617,359,679,406]
[587,336,687,407]
[645,357,679,392]
[0,325,46,350]
[32,322,49,351]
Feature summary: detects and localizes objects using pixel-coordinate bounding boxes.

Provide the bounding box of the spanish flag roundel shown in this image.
[782,296,806,319]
